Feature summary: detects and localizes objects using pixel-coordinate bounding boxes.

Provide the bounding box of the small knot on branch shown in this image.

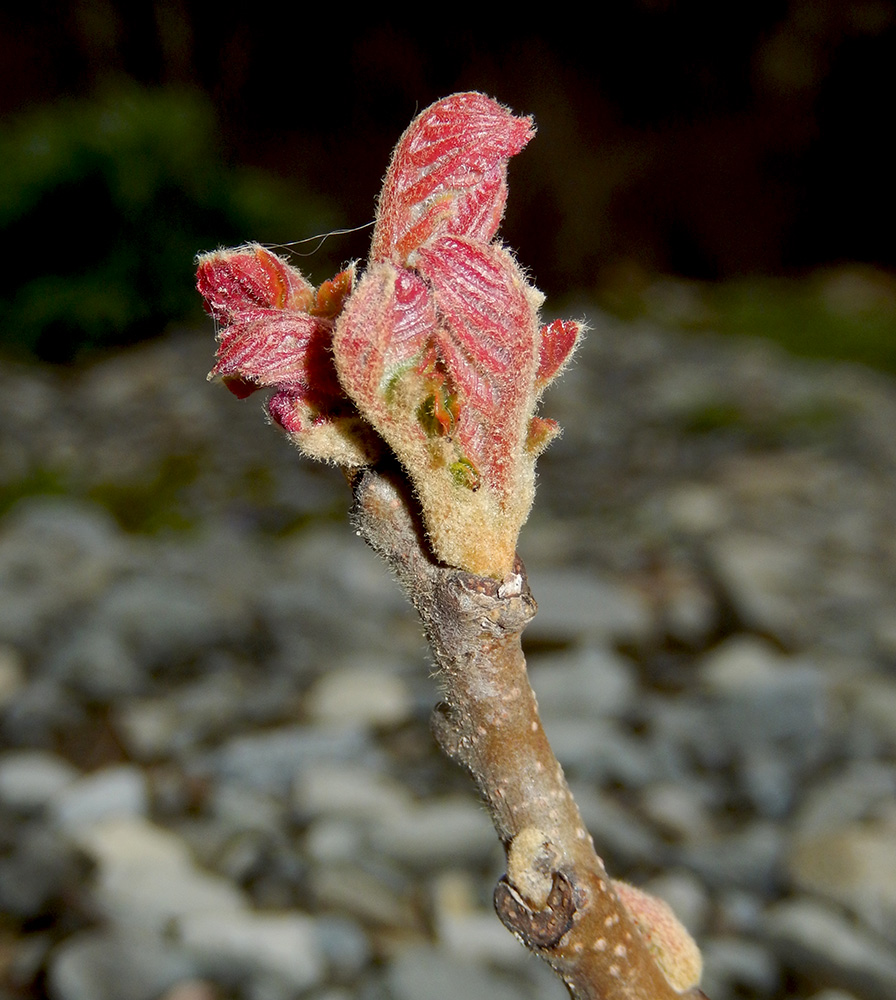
[448,556,537,635]
[494,870,576,950]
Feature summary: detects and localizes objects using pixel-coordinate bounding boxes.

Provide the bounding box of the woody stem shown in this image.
[350,465,696,1000]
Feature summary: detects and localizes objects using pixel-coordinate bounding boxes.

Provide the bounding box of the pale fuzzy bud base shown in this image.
[413,457,535,579]
[612,880,703,992]
[347,346,537,580]
[285,416,383,468]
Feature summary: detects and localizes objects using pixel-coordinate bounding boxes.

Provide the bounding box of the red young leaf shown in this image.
[536,318,582,388]
[415,236,537,495]
[526,415,561,455]
[198,247,349,407]
[334,262,437,408]
[266,386,341,433]
[212,312,343,399]
[371,93,534,265]
[313,267,355,318]
[198,245,314,321]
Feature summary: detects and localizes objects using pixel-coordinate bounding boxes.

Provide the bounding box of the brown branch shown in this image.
[351,465,707,1000]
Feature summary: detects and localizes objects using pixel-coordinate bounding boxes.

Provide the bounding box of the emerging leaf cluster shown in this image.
[197,94,581,578]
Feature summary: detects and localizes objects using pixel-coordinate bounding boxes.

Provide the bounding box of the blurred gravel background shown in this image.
[2,312,896,1000]
[3,8,896,998]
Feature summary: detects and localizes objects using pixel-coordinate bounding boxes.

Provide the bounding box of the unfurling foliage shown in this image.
[197,93,705,1000]
[197,93,581,578]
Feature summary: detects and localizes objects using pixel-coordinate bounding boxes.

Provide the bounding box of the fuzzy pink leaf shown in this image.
[334,262,437,409]
[198,245,314,321]
[212,312,343,399]
[267,387,337,433]
[198,247,350,408]
[415,236,537,493]
[536,318,582,388]
[198,93,583,573]
[526,415,561,455]
[371,93,535,265]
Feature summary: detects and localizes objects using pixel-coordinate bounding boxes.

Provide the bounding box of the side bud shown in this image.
[612,881,703,993]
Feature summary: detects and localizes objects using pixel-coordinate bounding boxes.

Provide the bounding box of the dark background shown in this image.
[1,1,894,361]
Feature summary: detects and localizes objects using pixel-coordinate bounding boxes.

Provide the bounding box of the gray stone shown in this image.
[201,724,373,795]
[697,636,827,788]
[71,817,246,931]
[431,871,529,965]
[116,665,285,761]
[793,761,896,839]
[765,899,896,1000]
[655,565,719,645]
[114,697,185,760]
[0,750,79,812]
[739,748,802,820]
[93,572,246,665]
[663,482,730,535]
[715,889,766,936]
[50,765,148,831]
[305,819,365,865]
[310,862,417,930]
[675,821,784,894]
[850,675,896,747]
[699,937,779,1000]
[156,982,221,1000]
[175,910,325,993]
[570,784,660,868]
[645,696,728,774]
[264,531,415,658]
[48,929,195,1000]
[207,784,282,836]
[808,992,861,1000]
[46,628,143,699]
[0,824,82,920]
[638,782,715,842]
[0,643,26,707]
[294,764,411,820]
[707,531,809,638]
[541,717,655,786]
[0,498,122,646]
[303,662,413,728]
[788,819,896,942]
[315,915,371,982]
[284,528,410,613]
[523,568,651,644]
[368,796,494,867]
[387,946,524,1000]
[0,676,89,748]
[527,645,637,720]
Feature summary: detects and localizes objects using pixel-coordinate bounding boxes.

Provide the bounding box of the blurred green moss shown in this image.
[705,269,896,372]
[598,265,896,374]
[0,467,69,520]
[0,455,198,533]
[0,85,336,363]
[85,453,200,533]
[680,398,843,449]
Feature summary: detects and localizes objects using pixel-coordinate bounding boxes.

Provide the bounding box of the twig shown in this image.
[352,465,707,1000]
[198,91,707,1000]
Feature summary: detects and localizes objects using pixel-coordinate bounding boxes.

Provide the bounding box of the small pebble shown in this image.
[304,663,413,728]
[0,749,80,812]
